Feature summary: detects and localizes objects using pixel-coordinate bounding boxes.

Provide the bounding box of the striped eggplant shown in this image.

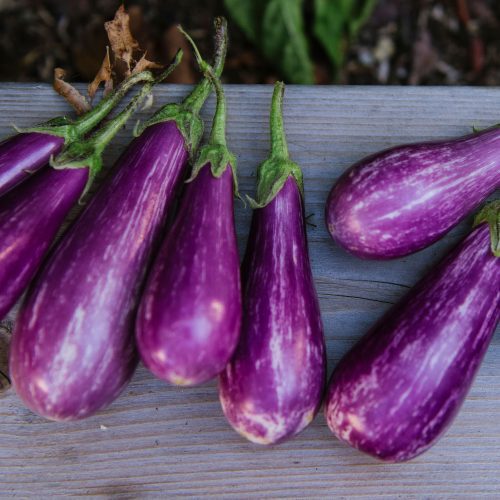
[219,82,326,445]
[137,45,241,386]
[8,54,183,419]
[325,201,500,462]
[325,127,500,259]
[0,166,87,320]
[0,71,151,197]
[0,69,164,322]
[10,23,228,421]
[0,133,64,196]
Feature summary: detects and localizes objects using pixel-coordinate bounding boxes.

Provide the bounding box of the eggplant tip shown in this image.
[169,373,196,387]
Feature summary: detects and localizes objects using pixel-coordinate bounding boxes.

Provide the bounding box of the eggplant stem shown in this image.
[83,50,182,156]
[179,26,227,148]
[269,82,289,160]
[181,17,228,115]
[205,68,226,147]
[50,50,183,193]
[473,200,500,257]
[248,81,304,208]
[132,19,227,155]
[71,70,155,138]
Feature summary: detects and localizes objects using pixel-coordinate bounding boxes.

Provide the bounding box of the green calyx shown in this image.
[248,81,304,209]
[133,102,204,157]
[180,20,238,196]
[248,156,303,209]
[189,144,238,191]
[134,17,228,156]
[473,200,500,257]
[17,70,156,144]
[50,50,183,199]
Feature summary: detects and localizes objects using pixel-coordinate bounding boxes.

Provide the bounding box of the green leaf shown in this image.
[224,0,314,83]
[261,0,314,84]
[314,0,346,69]
[314,0,378,73]
[224,0,265,43]
[349,0,378,36]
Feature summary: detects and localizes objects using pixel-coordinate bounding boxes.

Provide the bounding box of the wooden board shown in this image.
[0,83,499,498]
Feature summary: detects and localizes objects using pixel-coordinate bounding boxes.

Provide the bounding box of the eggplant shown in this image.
[10,24,228,421]
[10,124,184,420]
[324,201,500,462]
[8,54,183,419]
[0,167,87,320]
[0,133,64,196]
[0,64,173,323]
[137,43,241,386]
[219,82,326,445]
[0,71,151,197]
[325,127,500,259]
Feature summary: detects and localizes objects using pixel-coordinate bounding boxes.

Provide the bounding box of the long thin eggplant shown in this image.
[137,40,241,386]
[325,201,500,462]
[219,83,326,445]
[10,23,228,421]
[0,69,166,322]
[0,167,87,319]
[0,71,151,197]
[325,127,500,259]
[8,54,183,419]
[0,133,64,195]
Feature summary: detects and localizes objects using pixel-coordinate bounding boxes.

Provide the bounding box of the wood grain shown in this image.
[0,83,499,498]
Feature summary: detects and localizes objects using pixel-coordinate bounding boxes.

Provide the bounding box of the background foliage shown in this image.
[224,0,377,83]
[0,0,499,86]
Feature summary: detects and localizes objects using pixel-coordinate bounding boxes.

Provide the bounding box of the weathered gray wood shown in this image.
[0,83,499,498]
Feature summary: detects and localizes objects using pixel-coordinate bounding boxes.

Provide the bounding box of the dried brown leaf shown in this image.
[88,47,113,101]
[104,4,139,77]
[53,67,91,115]
[132,52,163,74]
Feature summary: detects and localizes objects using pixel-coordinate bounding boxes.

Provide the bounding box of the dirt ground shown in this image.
[0,0,499,85]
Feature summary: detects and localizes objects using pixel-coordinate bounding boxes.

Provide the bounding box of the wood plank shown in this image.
[0,83,499,497]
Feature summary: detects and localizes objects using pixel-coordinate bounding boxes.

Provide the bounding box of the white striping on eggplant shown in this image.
[327,127,500,258]
[219,83,326,445]
[325,219,499,461]
[10,121,190,421]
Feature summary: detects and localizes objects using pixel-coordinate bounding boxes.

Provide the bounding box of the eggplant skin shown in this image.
[219,177,326,445]
[0,133,64,197]
[0,167,88,320]
[10,121,189,421]
[326,127,500,259]
[137,163,241,386]
[325,223,500,462]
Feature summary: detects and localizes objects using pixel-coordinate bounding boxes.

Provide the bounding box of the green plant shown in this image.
[225,0,314,84]
[314,0,378,72]
[224,0,378,84]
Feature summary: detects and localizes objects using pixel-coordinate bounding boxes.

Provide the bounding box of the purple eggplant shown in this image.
[325,201,500,462]
[0,133,64,196]
[10,24,228,421]
[8,55,183,419]
[0,71,151,197]
[219,82,326,445]
[0,167,88,319]
[137,48,241,386]
[0,67,169,323]
[325,127,500,259]
[10,123,186,421]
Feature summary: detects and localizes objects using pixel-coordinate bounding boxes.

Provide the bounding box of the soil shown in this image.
[0,0,499,86]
